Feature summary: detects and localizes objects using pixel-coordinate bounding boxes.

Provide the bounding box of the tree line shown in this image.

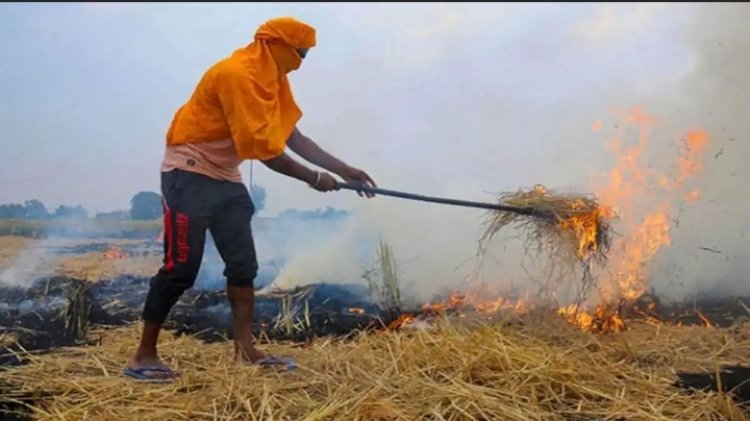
[0,184,349,222]
[0,200,87,220]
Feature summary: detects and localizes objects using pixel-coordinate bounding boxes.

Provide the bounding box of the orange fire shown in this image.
[420,289,531,318]
[388,314,417,330]
[431,109,711,333]
[384,108,712,334]
[103,246,127,260]
[557,304,626,333]
[501,184,613,263]
[543,108,712,332]
[590,109,710,307]
[683,190,701,203]
[557,199,612,261]
[382,288,533,331]
[697,310,715,329]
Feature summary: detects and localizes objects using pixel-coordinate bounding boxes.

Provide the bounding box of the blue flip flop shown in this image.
[123,366,176,383]
[256,356,297,370]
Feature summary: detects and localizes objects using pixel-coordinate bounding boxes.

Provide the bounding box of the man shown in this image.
[124,17,376,381]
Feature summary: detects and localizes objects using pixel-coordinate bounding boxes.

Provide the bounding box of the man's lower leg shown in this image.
[126,320,173,379]
[227,284,264,362]
[127,280,189,376]
[133,320,162,361]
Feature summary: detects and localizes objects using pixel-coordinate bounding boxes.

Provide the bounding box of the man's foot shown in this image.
[125,355,176,381]
[235,341,297,370]
[234,341,267,363]
[254,355,297,370]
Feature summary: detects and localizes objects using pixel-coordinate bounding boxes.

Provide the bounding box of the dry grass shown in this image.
[0,236,31,267]
[480,185,613,268]
[0,331,19,349]
[0,236,159,282]
[57,254,159,281]
[2,318,749,421]
[364,239,402,313]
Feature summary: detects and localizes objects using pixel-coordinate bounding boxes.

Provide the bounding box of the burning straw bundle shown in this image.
[338,182,613,270]
[479,184,614,267]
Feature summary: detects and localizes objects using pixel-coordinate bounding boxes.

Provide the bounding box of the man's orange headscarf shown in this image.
[166,17,317,160]
[252,16,317,75]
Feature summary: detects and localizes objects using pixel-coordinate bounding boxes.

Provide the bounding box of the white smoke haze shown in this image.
[631,3,750,300]
[257,217,372,292]
[0,3,747,304]
[0,239,57,288]
[263,2,749,305]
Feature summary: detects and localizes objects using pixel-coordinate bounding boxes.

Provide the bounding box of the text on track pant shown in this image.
[142,168,258,324]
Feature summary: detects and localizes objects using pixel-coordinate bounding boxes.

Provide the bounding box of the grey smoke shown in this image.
[0,239,57,288]
[263,3,750,304]
[0,4,746,304]
[647,3,750,299]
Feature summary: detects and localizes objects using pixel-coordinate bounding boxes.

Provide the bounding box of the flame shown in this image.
[631,306,663,326]
[591,108,710,306]
[557,304,626,333]
[420,289,531,318]
[394,108,712,334]
[557,201,610,260]
[547,108,711,332]
[388,314,416,330]
[675,131,710,187]
[683,190,701,203]
[697,310,715,329]
[503,184,613,262]
[103,246,127,260]
[422,290,467,313]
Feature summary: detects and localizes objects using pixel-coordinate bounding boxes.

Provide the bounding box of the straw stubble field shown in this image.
[0,235,160,282]
[2,318,750,420]
[2,235,750,420]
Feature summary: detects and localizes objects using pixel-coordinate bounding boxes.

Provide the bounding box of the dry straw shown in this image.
[480,184,614,267]
[2,317,749,421]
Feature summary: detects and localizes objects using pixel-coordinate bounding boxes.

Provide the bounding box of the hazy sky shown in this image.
[0,2,692,215]
[1,2,748,299]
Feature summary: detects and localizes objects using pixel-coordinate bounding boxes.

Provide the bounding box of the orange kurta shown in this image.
[165,17,317,161]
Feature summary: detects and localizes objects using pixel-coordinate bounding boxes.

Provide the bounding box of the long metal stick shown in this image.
[336,182,547,217]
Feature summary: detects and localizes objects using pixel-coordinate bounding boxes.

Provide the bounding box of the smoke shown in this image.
[263,3,749,303]
[262,185,534,302]
[197,216,374,292]
[0,238,58,288]
[262,217,372,292]
[0,217,159,289]
[647,3,750,299]
[1,4,746,303]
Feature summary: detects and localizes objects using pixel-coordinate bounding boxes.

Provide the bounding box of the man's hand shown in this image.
[337,166,377,198]
[286,128,377,197]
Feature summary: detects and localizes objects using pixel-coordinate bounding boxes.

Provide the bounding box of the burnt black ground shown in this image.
[0,276,91,365]
[1,276,389,365]
[4,276,750,364]
[674,365,750,407]
[3,276,750,418]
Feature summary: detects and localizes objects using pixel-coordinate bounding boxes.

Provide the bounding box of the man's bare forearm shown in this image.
[287,128,349,175]
[260,152,318,185]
